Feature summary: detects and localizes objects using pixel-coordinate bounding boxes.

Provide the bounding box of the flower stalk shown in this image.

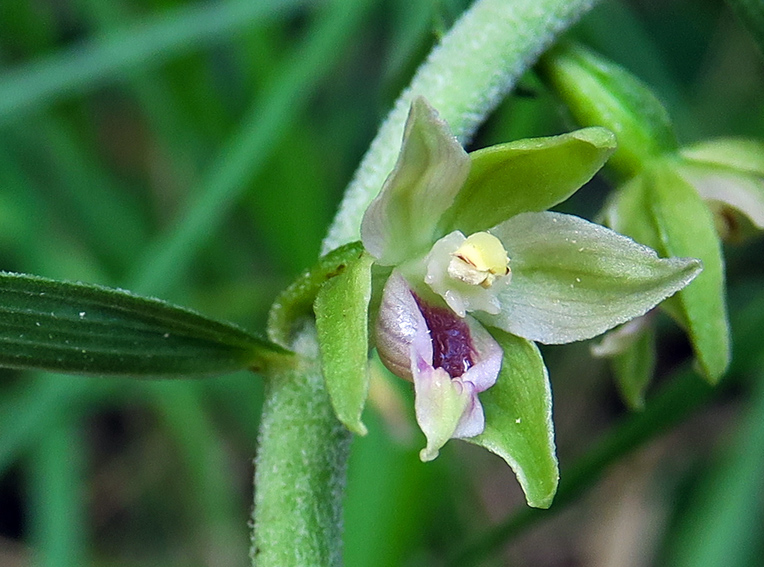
[251,329,350,566]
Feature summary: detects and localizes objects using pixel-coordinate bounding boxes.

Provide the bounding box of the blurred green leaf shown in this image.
[129,0,375,297]
[726,0,764,57]
[664,370,764,567]
[442,127,616,234]
[539,41,678,180]
[315,250,374,435]
[6,115,148,274]
[344,403,436,567]
[468,328,558,509]
[75,0,209,169]
[0,271,289,377]
[0,0,311,120]
[0,376,113,478]
[28,415,88,567]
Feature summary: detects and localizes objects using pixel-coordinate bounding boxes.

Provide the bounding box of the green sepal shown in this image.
[361,97,470,266]
[539,42,678,181]
[646,164,730,383]
[611,324,656,410]
[314,250,375,436]
[441,127,616,235]
[268,241,366,346]
[0,271,291,377]
[468,328,558,509]
[681,138,764,176]
[484,211,701,345]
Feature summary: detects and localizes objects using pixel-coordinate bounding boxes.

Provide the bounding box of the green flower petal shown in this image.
[314,250,375,435]
[482,212,701,344]
[361,97,470,265]
[681,138,764,177]
[440,127,616,235]
[676,162,764,231]
[468,328,558,509]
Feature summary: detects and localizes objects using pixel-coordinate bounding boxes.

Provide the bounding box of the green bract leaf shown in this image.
[441,127,616,234]
[0,272,290,377]
[646,165,730,382]
[268,241,366,346]
[482,212,701,344]
[361,97,470,265]
[468,328,558,509]
[539,42,678,180]
[314,250,375,436]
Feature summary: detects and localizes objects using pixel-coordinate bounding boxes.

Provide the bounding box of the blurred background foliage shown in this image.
[0,0,762,565]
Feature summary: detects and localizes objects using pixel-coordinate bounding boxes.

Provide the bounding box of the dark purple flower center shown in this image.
[414,295,474,378]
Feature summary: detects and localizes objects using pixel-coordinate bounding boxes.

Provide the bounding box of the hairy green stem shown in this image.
[251,330,351,566]
[322,0,601,254]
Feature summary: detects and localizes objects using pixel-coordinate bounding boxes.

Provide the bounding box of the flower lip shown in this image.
[374,270,502,392]
[374,271,503,461]
[413,293,475,378]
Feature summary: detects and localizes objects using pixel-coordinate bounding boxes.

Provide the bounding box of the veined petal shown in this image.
[361,97,470,265]
[482,212,702,344]
[677,162,764,230]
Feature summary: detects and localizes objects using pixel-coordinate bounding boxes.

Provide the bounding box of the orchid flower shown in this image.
[313,97,701,507]
[358,97,700,464]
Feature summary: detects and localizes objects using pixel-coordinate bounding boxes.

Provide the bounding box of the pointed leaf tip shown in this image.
[0,271,290,378]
